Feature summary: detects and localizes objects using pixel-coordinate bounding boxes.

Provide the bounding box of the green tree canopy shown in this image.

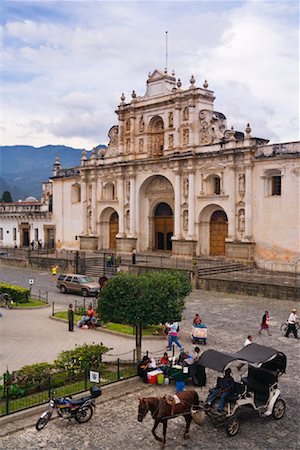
[1,191,13,202]
[98,270,191,325]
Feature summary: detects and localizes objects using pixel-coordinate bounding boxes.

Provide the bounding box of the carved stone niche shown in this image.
[145,175,173,197]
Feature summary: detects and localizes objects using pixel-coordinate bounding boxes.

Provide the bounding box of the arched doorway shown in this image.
[154,203,173,251]
[210,210,228,255]
[109,212,119,249]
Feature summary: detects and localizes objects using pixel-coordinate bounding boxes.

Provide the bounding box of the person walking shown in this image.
[68,303,74,332]
[237,335,253,371]
[165,321,183,350]
[259,311,271,336]
[285,308,299,339]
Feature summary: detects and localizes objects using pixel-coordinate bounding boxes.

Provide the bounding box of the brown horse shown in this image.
[137,390,199,448]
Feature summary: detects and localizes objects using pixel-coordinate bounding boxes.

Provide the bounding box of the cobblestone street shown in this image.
[1,288,299,449]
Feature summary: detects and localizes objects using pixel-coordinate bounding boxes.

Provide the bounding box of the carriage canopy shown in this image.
[199,343,286,374]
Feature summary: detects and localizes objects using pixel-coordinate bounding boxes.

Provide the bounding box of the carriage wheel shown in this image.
[226,415,240,437]
[272,398,286,420]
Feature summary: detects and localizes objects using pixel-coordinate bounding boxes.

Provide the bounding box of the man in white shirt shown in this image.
[285,308,299,339]
[237,335,253,371]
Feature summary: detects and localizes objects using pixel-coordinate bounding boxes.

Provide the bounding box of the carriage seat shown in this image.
[210,378,246,403]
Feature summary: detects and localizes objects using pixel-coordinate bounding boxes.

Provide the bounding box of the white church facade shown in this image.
[2,69,298,272]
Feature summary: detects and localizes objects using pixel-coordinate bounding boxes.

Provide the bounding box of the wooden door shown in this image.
[210,210,228,256]
[155,217,173,250]
[109,212,119,249]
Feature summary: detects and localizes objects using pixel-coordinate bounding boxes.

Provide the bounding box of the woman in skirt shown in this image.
[259,310,271,336]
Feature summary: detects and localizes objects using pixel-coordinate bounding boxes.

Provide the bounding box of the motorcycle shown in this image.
[36,386,102,431]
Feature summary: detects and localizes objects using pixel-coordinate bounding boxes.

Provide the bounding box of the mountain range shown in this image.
[0,145,105,201]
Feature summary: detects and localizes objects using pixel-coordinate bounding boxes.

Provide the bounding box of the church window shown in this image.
[0,228,3,240]
[272,176,281,196]
[35,228,39,241]
[214,176,221,195]
[13,228,17,240]
[264,169,282,196]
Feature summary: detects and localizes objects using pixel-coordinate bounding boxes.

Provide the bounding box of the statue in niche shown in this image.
[168,134,174,148]
[126,138,130,152]
[183,107,189,121]
[87,210,92,234]
[183,128,189,145]
[238,209,245,231]
[168,111,174,128]
[183,177,189,197]
[239,174,245,194]
[125,119,130,131]
[139,138,144,152]
[183,210,188,231]
[139,116,144,132]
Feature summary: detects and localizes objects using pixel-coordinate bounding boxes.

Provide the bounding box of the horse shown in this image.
[137,390,199,448]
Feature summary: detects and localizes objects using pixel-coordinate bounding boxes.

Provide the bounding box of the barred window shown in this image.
[272,176,281,196]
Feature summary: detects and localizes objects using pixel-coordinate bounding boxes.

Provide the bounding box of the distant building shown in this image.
[0,183,54,248]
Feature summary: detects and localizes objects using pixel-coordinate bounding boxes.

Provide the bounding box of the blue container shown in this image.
[176,381,185,392]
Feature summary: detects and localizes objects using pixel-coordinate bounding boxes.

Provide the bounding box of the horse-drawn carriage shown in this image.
[192,343,287,436]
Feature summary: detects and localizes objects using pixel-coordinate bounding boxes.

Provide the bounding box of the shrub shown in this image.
[55,343,111,372]
[0,283,30,303]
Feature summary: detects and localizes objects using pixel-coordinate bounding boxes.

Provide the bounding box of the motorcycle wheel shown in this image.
[36,414,50,431]
[74,405,93,423]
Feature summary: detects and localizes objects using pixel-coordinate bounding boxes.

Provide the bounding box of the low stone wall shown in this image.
[197,277,300,301]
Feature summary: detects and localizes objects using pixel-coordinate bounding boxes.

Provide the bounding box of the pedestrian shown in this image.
[285,308,299,339]
[51,264,58,282]
[165,321,183,350]
[68,303,74,332]
[237,335,253,371]
[131,248,137,265]
[258,311,271,336]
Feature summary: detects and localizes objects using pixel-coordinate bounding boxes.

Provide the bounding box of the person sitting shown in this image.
[137,355,152,383]
[193,314,202,325]
[159,352,170,374]
[206,368,234,414]
[86,305,98,328]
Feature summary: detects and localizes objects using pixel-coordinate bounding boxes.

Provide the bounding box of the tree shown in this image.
[1,191,13,202]
[98,271,191,360]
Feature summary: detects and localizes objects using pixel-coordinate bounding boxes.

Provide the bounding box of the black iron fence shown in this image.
[0,358,137,417]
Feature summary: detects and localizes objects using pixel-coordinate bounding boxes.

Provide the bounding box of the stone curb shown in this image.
[12,304,50,310]
[0,377,143,436]
[49,315,165,340]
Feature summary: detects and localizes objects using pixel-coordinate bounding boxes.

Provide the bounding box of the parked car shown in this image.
[56,274,100,296]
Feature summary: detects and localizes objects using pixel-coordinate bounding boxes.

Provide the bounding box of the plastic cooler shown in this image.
[147,369,163,384]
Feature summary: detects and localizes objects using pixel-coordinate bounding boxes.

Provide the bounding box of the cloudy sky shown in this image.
[1,0,299,149]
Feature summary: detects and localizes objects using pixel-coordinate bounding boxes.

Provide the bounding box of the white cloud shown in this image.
[2,0,299,148]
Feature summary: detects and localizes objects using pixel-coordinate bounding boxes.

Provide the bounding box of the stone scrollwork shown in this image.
[108,125,118,147]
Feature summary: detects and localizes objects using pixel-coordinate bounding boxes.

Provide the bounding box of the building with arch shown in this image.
[51,69,300,271]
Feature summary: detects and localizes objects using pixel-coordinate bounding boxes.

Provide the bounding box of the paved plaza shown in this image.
[0,287,299,449]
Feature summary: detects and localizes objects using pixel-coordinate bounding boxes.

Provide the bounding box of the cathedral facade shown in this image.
[51,69,299,272]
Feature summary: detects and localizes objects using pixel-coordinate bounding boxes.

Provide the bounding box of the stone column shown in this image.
[173,171,182,239]
[129,175,136,237]
[244,164,253,240]
[227,167,236,240]
[91,176,97,234]
[187,171,195,239]
[117,175,125,237]
[81,177,87,235]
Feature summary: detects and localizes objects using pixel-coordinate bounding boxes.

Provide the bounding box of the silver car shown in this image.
[57,274,100,296]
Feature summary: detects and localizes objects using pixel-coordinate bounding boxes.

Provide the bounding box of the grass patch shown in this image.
[103,322,164,336]
[12,299,47,308]
[54,311,82,322]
